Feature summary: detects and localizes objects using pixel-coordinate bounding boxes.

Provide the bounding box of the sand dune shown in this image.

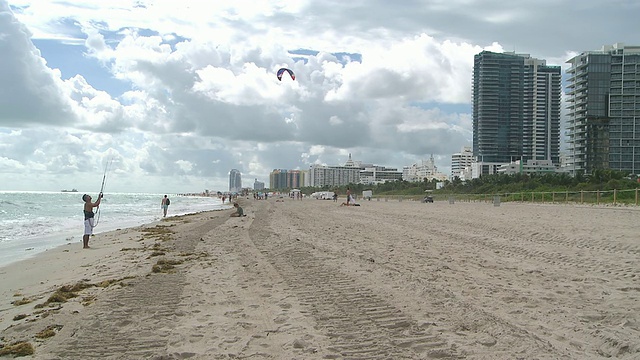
[1,199,639,359]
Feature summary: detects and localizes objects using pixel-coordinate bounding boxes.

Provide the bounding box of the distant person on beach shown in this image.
[340,194,360,207]
[333,192,338,202]
[230,202,245,217]
[161,195,170,217]
[346,187,351,206]
[82,192,103,249]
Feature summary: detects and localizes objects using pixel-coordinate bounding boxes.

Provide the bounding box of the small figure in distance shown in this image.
[82,192,103,249]
[230,202,246,217]
[161,195,170,217]
[333,192,338,202]
[340,194,360,207]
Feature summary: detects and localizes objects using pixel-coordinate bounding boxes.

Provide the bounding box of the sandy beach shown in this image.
[1,198,639,359]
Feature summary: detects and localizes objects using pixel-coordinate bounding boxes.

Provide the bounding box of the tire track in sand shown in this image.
[248,201,460,359]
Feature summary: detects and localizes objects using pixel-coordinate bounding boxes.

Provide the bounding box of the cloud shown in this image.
[0,0,635,192]
[0,2,76,126]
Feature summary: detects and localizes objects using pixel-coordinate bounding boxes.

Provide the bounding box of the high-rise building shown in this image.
[472,51,561,173]
[229,169,241,193]
[269,169,306,190]
[566,43,640,175]
[269,169,287,190]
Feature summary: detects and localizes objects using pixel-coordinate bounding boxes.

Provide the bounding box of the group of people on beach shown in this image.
[81,192,247,248]
[82,184,367,248]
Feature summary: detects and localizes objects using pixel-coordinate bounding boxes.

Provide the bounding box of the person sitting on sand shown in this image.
[230,202,245,217]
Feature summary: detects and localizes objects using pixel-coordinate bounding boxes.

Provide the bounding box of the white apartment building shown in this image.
[253,179,265,190]
[497,159,562,175]
[359,166,403,185]
[309,165,360,187]
[471,162,503,179]
[451,146,473,179]
[403,155,447,182]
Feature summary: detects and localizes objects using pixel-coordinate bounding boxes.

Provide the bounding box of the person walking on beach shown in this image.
[346,187,351,206]
[161,195,170,217]
[82,193,103,249]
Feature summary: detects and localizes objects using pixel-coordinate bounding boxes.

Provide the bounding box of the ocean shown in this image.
[0,191,230,268]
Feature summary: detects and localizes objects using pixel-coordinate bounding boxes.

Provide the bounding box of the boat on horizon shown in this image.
[61,189,78,193]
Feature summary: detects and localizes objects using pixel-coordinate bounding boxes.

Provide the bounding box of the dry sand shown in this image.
[1,198,639,359]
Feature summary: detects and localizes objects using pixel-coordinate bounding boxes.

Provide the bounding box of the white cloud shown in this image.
[1,0,636,192]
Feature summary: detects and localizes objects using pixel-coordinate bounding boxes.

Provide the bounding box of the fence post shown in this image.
[531,192,534,203]
[542,192,545,203]
[552,192,555,203]
[613,189,617,205]
[565,191,569,203]
[597,190,600,205]
[580,191,584,204]
[636,189,639,206]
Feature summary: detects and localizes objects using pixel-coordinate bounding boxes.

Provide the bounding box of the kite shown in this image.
[276,68,295,81]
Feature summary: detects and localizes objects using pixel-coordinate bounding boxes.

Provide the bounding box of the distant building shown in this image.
[471,162,503,179]
[308,154,362,187]
[287,170,305,189]
[566,43,640,175]
[305,154,404,187]
[253,179,265,191]
[269,169,306,190]
[403,155,448,182]
[473,51,561,175]
[229,169,242,193]
[360,166,403,185]
[270,169,287,190]
[497,159,563,175]
[451,146,473,179]
[309,164,360,187]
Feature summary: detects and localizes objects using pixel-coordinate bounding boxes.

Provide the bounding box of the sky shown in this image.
[1,0,638,193]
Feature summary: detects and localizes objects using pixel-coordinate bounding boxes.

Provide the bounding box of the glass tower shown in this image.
[566,43,640,175]
[473,51,561,166]
[229,169,241,193]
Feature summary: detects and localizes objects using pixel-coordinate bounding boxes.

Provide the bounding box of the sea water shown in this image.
[0,191,230,267]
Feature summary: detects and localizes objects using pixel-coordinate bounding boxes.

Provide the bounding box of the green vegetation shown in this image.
[291,170,639,204]
[296,170,636,195]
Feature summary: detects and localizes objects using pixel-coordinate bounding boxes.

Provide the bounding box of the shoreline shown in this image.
[1,199,638,359]
[0,194,232,269]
